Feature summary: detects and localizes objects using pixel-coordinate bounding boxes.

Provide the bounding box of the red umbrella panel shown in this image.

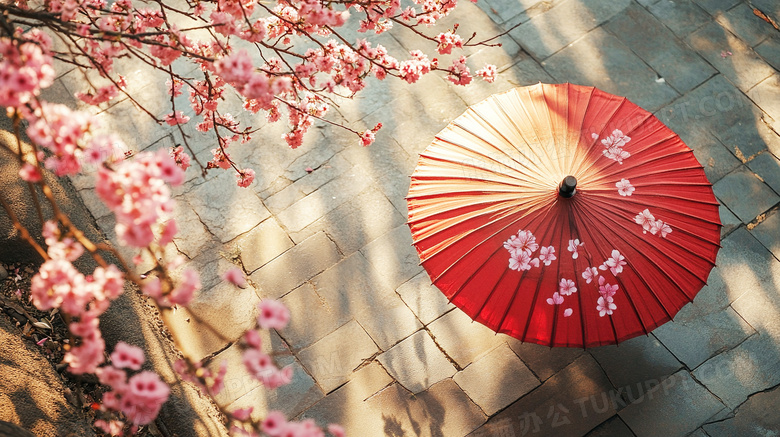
[406,83,721,348]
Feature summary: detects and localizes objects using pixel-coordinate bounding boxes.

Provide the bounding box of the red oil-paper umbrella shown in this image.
[406,83,721,347]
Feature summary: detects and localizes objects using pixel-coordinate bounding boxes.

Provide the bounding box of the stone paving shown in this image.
[56,0,780,435]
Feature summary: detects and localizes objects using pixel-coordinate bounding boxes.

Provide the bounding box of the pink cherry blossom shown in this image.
[598,281,618,298]
[262,411,288,436]
[616,178,634,196]
[237,168,256,187]
[581,267,598,284]
[223,267,247,288]
[634,209,656,234]
[232,407,254,421]
[110,341,145,370]
[245,329,263,349]
[96,366,127,391]
[475,64,497,83]
[19,163,42,182]
[649,219,673,238]
[567,239,584,259]
[599,250,627,275]
[539,246,556,266]
[504,230,539,258]
[121,371,170,425]
[563,308,573,317]
[558,278,577,296]
[597,296,617,317]
[169,268,200,305]
[508,251,540,271]
[546,292,564,305]
[258,299,290,330]
[164,111,191,126]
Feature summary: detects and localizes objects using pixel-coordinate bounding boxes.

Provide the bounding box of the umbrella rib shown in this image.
[412,195,552,256]
[582,193,722,259]
[417,152,542,188]
[425,136,551,185]
[567,200,625,345]
[572,200,682,319]
[452,107,550,181]
[571,97,627,174]
[585,192,722,227]
[581,196,718,282]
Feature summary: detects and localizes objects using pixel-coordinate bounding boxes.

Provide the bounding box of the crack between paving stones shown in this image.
[423,326,463,371]
[703,379,780,427]
[199,341,235,366]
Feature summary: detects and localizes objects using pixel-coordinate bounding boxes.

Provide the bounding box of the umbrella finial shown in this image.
[559,176,577,198]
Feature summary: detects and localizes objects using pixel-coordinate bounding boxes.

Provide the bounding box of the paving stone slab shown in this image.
[619,370,726,437]
[730,258,780,340]
[396,272,455,326]
[755,36,780,72]
[211,331,324,419]
[377,329,456,394]
[690,133,742,184]
[507,342,584,382]
[652,305,755,369]
[249,231,341,299]
[750,210,780,260]
[454,343,540,416]
[279,283,348,351]
[714,2,774,47]
[542,27,679,112]
[206,329,290,406]
[747,73,780,123]
[585,415,635,436]
[161,279,260,362]
[713,166,779,222]
[311,252,422,350]
[428,308,517,368]
[289,188,406,256]
[656,75,779,159]
[702,383,780,436]
[275,167,375,233]
[589,335,683,390]
[451,56,555,107]
[693,0,742,15]
[297,319,380,393]
[296,362,394,432]
[747,151,780,194]
[359,224,424,291]
[603,3,715,94]
[186,171,271,243]
[648,0,711,37]
[719,203,741,236]
[469,354,617,437]
[366,379,488,436]
[171,196,215,259]
[263,183,307,216]
[686,22,776,93]
[692,333,780,409]
[668,228,771,323]
[508,0,631,60]
[235,218,294,273]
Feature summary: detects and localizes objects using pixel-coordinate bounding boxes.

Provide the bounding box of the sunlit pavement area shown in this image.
[55,0,780,435]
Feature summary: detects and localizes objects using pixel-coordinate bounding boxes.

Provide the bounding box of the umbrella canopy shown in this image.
[407,83,721,348]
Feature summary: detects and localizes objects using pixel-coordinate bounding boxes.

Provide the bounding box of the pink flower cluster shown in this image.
[26,103,96,176]
[30,221,125,374]
[96,149,183,248]
[599,129,631,164]
[231,410,345,437]
[0,30,55,108]
[97,342,170,426]
[634,209,672,237]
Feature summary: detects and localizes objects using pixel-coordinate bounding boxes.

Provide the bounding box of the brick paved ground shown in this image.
[61,0,780,435]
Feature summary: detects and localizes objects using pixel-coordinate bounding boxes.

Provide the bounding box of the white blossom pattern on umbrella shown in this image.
[503,230,539,258]
[600,129,631,164]
[567,239,584,259]
[559,278,577,296]
[539,246,557,266]
[563,308,573,317]
[582,267,598,284]
[597,296,616,316]
[546,292,564,305]
[599,250,627,275]
[616,178,634,196]
[634,209,672,238]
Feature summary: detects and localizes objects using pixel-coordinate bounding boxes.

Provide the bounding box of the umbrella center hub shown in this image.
[559,176,577,198]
